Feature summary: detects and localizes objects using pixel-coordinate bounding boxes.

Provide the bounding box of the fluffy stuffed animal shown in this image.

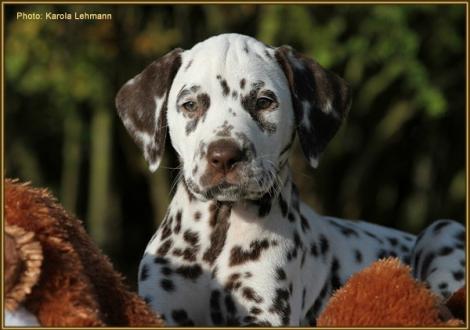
[4,179,164,326]
[316,257,465,326]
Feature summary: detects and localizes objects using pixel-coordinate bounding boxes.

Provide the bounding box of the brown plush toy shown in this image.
[317,257,466,327]
[4,179,164,326]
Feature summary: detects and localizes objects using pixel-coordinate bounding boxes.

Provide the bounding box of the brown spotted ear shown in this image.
[275,46,352,168]
[116,48,183,172]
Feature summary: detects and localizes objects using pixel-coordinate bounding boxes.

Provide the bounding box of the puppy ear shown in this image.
[275,46,352,168]
[116,48,183,172]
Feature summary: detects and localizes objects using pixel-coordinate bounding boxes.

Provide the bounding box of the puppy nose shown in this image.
[207,140,244,174]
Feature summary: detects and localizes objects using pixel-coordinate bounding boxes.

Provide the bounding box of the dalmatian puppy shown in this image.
[116,33,465,326]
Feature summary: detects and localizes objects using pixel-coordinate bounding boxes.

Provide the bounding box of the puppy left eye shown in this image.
[183,101,198,112]
[256,97,274,110]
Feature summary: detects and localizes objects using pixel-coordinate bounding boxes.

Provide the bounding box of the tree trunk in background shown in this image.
[87,108,117,251]
[7,141,44,186]
[60,109,82,214]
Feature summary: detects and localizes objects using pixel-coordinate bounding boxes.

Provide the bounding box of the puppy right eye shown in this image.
[255,97,274,110]
[183,101,198,112]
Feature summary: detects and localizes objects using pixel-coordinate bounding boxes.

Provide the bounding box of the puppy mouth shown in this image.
[204,181,244,201]
[185,179,244,201]
[185,172,276,202]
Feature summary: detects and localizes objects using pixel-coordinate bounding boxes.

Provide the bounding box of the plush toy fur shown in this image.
[317,257,465,326]
[446,285,466,321]
[4,179,163,326]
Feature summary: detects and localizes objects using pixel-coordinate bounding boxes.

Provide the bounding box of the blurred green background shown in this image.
[4,4,466,288]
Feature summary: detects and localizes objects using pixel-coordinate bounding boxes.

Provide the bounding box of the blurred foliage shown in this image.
[4,4,466,288]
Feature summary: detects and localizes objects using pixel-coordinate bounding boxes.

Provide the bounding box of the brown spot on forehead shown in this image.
[240,79,246,89]
[216,75,230,96]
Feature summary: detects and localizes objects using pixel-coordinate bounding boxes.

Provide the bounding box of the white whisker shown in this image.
[169,171,183,196]
[159,164,184,170]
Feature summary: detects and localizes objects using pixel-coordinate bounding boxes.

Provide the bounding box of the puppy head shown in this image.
[116,34,351,202]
